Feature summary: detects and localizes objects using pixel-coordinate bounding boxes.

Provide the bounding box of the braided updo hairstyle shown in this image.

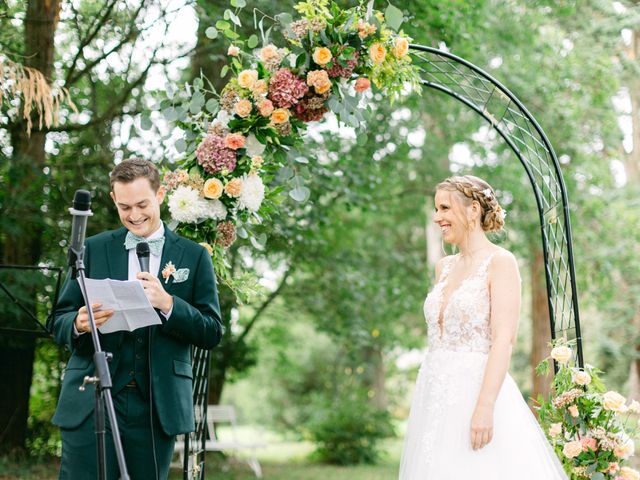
[436,175,505,233]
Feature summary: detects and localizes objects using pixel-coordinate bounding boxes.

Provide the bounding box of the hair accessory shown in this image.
[481,188,493,200]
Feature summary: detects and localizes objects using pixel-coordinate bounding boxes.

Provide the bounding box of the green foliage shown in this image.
[307,395,394,465]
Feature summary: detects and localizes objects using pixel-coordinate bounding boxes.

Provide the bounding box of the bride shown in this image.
[399,175,568,479]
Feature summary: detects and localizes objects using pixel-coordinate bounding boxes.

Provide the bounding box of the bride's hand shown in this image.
[470,403,494,450]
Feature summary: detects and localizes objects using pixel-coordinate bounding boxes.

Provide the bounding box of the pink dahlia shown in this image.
[326,50,359,79]
[196,134,237,174]
[268,68,309,108]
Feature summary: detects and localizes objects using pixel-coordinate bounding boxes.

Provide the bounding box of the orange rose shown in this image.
[354,77,370,92]
[203,178,223,199]
[312,47,332,66]
[234,99,252,118]
[224,133,246,150]
[257,99,274,117]
[270,108,290,124]
[369,43,386,64]
[224,178,243,197]
[393,37,409,58]
[307,70,331,94]
[237,69,258,89]
[227,45,240,56]
[199,242,214,255]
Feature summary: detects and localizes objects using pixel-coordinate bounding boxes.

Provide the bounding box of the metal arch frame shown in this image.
[409,44,583,367]
[183,44,586,479]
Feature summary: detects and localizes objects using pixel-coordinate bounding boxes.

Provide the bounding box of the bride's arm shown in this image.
[470,251,521,451]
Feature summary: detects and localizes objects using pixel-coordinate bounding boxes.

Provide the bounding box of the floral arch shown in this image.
[164,2,583,477]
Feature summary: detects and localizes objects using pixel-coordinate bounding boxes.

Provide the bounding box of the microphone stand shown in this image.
[72,248,130,480]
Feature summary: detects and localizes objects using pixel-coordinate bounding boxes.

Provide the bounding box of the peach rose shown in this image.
[580,437,597,452]
[369,43,386,64]
[312,47,332,66]
[562,440,582,459]
[306,70,331,94]
[203,178,223,199]
[568,405,579,418]
[251,79,268,96]
[237,69,258,89]
[354,77,370,93]
[620,467,640,480]
[251,155,264,169]
[234,99,253,118]
[259,44,278,62]
[270,108,290,124]
[603,391,626,412]
[572,370,591,386]
[224,133,246,150]
[257,99,274,117]
[199,242,214,255]
[614,441,635,459]
[227,45,240,56]
[629,400,640,413]
[393,37,409,58]
[224,178,243,197]
[548,422,562,437]
[608,462,620,474]
[550,345,572,364]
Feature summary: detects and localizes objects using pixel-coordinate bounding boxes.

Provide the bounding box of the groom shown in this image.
[47,158,223,479]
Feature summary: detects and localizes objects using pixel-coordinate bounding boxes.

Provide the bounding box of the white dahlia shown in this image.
[168,186,202,223]
[238,174,265,212]
[244,133,266,157]
[200,198,228,221]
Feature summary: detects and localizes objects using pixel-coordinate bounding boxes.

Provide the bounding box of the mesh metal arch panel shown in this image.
[410,45,583,366]
[182,346,210,480]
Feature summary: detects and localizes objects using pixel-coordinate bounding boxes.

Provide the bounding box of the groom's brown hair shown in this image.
[110,158,160,192]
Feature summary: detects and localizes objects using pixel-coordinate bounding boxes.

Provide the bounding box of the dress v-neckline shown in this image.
[436,252,496,337]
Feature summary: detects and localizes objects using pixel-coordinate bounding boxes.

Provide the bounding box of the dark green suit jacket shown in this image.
[47,225,223,436]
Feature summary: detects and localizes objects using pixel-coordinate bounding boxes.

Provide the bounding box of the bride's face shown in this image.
[433,189,470,245]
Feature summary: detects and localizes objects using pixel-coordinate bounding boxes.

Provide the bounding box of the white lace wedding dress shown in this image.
[399,252,568,479]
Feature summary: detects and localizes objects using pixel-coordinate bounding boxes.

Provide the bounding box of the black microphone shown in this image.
[68,189,93,273]
[136,242,150,273]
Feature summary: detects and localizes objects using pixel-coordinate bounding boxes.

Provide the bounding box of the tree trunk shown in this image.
[626,28,640,398]
[363,346,387,409]
[0,0,61,453]
[530,244,551,403]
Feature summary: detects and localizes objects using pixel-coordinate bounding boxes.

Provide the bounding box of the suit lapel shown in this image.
[159,224,185,290]
[105,228,129,280]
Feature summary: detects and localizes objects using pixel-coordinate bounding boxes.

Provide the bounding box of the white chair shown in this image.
[173,405,266,478]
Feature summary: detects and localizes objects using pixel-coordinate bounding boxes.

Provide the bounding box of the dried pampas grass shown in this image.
[0,55,77,136]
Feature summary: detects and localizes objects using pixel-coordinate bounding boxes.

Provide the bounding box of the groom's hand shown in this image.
[470,403,494,450]
[137,272,173,314]
[74,303,114,333]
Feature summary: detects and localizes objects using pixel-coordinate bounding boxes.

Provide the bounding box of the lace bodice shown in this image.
[423,252,497,353]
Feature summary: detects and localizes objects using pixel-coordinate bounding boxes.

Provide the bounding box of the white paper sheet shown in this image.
[83,278,162,334]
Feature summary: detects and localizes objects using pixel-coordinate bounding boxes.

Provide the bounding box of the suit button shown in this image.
[137,338,143,344]
[135,354,142,360]
[129,370,135,376]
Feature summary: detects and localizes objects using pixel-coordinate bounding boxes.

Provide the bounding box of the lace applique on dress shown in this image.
[423,252,497,354]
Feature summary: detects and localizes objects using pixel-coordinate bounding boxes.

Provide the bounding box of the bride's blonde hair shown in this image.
[436,175,505,233]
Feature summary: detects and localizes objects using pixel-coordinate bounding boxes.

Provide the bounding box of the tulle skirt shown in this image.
[399,350,568,479]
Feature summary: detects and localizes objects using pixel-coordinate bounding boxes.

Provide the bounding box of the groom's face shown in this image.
[110,177,165,238]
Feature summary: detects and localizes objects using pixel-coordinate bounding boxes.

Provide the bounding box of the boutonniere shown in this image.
[161,261,190,284]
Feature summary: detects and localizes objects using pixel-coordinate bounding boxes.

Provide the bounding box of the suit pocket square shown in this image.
[172,268,190,283]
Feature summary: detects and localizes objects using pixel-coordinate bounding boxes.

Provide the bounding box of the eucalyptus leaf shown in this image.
[206,99,219,114]
[236,225,248,239]
[205,27,218,39]
[384,3,404,31]
[231,0,246,7]
[215,20,231,30]
[249,235,265,250]
[247,34,259,48]
[175,138,187,153]
[289,186,310,202]
[140,115,152,131]
[224,29,240,40]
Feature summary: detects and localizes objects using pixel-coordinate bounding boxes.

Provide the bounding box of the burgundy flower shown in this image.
[268,68,309,108]
[196,134,237,174]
